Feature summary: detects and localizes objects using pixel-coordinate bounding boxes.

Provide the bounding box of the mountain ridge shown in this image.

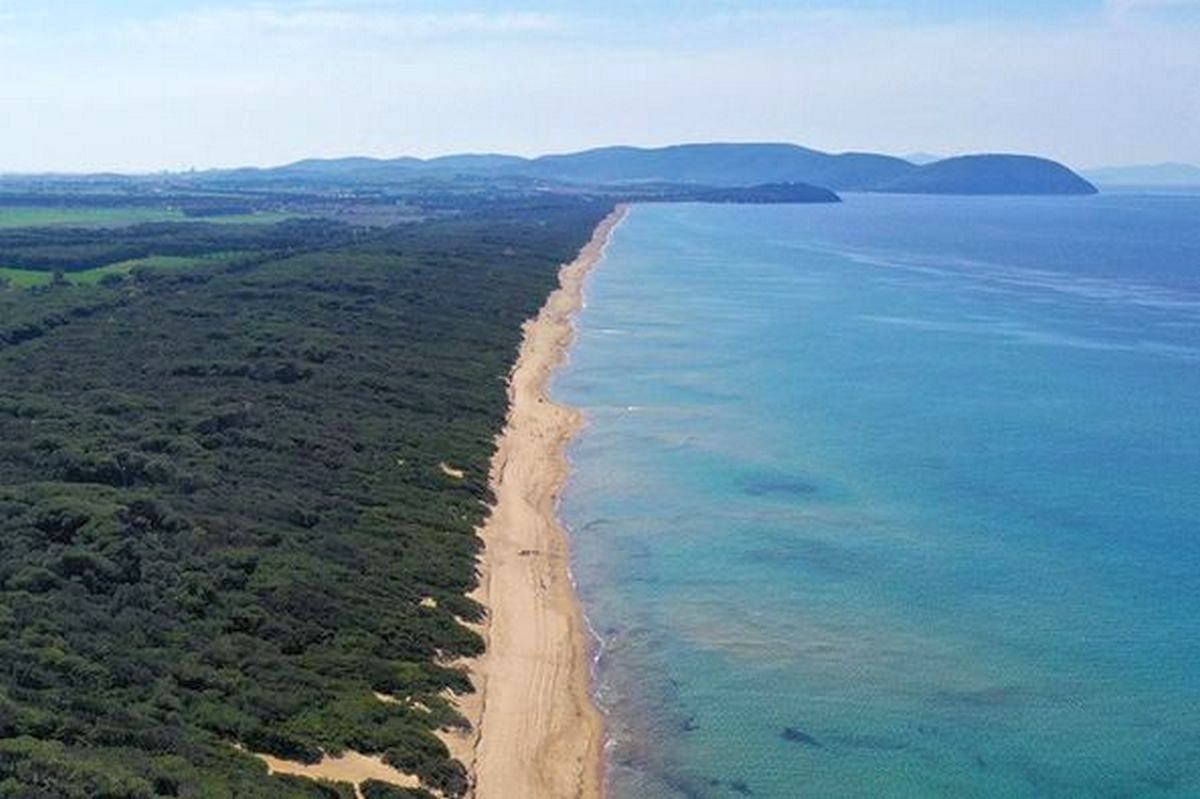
[248,143,1096,196]
[874,154,1098,195]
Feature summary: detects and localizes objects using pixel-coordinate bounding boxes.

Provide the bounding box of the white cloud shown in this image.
[118,6,563,44]
[1105,0,1200,17]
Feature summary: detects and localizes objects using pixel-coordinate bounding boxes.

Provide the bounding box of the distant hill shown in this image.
[241,156,425,182]
[875,155,1098,196]
[514,143,915,190]
[1083,163,1200,186]
[420,153,530,171]
[214,143,1097,197]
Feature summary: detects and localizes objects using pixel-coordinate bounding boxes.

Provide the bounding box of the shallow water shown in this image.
[553,194,1200,798]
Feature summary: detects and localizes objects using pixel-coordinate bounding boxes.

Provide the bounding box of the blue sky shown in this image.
[1,0,1197,171]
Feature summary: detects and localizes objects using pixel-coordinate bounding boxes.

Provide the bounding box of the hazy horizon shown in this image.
[2,0,1198,173]
[6,141,1200,179]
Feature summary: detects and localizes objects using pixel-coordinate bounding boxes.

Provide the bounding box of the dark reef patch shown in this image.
[741,473,819,497]
[781,727,823,747]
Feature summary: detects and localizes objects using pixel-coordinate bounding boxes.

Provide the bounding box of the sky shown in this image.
[0,0,1197,172]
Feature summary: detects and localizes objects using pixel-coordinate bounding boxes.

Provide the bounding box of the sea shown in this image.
[551,192,1200,798]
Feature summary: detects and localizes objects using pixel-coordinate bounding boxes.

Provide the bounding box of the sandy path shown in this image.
[249,750,419,798]
[463,206,627,799]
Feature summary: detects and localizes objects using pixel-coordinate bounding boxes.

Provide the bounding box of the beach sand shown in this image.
[458,205,627,799]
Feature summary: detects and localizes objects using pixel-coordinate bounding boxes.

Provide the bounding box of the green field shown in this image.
[68,252,247,284]
[0,266,53,287]
[0,206,301,228]
[1,252,245,288]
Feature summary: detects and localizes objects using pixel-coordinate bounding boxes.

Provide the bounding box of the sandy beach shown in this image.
[454,205,627,799]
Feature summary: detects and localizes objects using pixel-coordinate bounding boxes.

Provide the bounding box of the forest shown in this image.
[0,190,612,797]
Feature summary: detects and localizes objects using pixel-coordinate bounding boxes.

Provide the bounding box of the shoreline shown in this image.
[456,205,627,798]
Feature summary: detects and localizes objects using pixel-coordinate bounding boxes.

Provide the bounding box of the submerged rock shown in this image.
[781,727,823,747]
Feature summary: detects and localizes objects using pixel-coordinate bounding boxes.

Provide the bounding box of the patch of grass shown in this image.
[68,251,249,284]
[0,266,53,287]
[0,252,248,288]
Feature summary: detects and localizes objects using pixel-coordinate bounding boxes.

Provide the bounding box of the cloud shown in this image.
[117,5,563,45]
[1105,0,1200,17]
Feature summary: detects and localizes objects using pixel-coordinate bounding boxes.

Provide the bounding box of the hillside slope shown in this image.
[877,154,1098,195]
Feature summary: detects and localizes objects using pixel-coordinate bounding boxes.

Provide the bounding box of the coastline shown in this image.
[455,205,627,798]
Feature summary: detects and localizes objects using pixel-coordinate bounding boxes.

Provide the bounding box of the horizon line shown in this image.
[0,141,1148,179]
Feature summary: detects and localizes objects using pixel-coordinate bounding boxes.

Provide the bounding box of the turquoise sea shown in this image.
[552,194,1200,798]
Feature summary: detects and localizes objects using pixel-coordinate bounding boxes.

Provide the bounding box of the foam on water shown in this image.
[554,195,1200,798]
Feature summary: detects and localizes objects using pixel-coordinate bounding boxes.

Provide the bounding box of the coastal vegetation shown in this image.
[654,182,841,204]
[0,193,611,797]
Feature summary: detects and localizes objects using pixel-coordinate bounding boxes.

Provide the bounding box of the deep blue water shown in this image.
[552,193,1200,798]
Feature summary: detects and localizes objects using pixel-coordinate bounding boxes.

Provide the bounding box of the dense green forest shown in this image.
[0,195,611,797]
